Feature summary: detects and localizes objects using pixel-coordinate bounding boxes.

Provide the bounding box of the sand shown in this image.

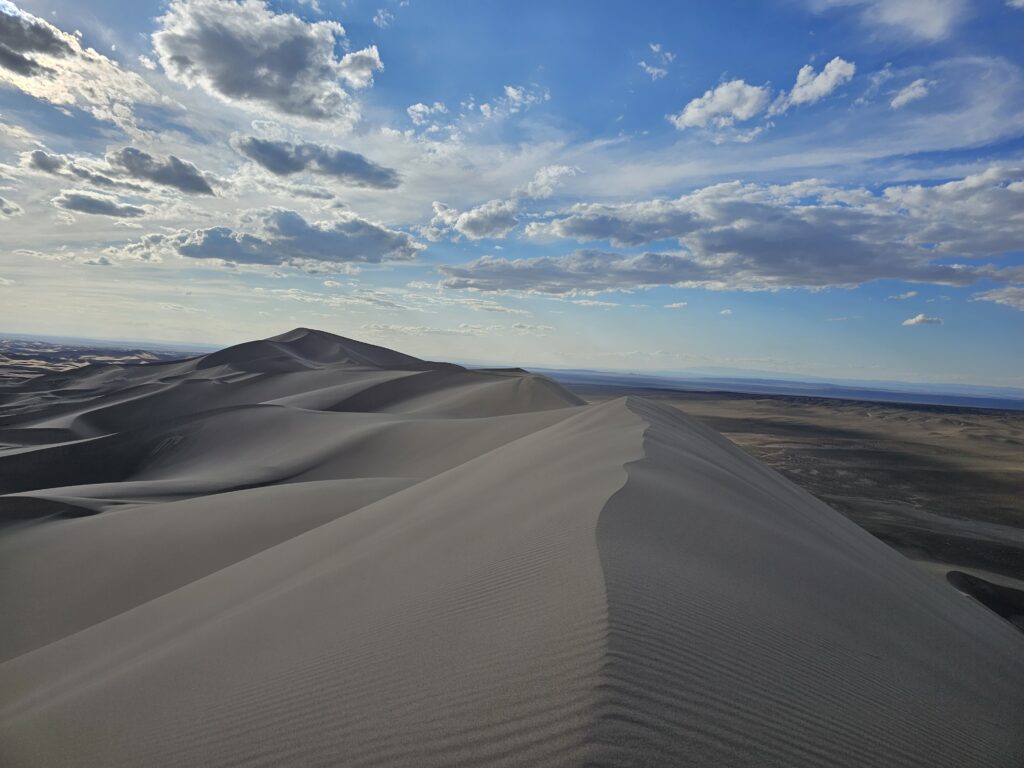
[1,328,1022,766]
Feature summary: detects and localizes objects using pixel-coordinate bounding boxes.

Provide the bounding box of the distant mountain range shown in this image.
[532,367,1024,412]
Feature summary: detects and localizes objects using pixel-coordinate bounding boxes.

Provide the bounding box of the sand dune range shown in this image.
[1,329,1022,767]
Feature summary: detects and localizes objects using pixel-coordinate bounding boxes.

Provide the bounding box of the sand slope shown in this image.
[1,329,1022,767]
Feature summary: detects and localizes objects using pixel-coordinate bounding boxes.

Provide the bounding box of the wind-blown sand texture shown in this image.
[1,328,1022,767]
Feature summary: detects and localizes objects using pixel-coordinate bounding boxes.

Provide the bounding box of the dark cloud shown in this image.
[25,147,212,194]
[0,5,73,75]
[439,247,981,295]
[106,147,214,195]
[26,149,127,188]
[127,208,424,266]
[233,136,399,188]
[153,0,364,123]
[26,148,64,173]
[479,169,1024,293]
[53,190,145,218]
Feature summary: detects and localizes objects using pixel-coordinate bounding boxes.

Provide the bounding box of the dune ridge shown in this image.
[1,329,1022,767]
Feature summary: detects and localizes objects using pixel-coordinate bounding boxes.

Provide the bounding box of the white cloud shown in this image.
[474,84,549,120]
[902,313,943,325]
[664,302,688,308]
[338,46,383,90]
[0,1,159,135]
[372,9,393,28]
[973,285,1024,311]
[521,164,579,199]
[638,61,667,80]
[773,57,856,113]
[720,308,733,315]
[444,168,1024,294]
[454,199,519,240]
[407,101,448,126]
[890,78,930,109]
[153,0,367,124]
[159,302,205,313]
[0,194,23,217]
[669,79,771,130]
[807,0,969,42]
[888,290,918,300]
[511,322,554,336]
[362,322,499,337]
[1010,0,1024,9]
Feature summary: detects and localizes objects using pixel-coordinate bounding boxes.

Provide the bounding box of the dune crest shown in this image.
[1,330,1022,767]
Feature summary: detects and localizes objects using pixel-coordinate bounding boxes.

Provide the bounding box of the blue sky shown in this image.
[1,0,1023,384]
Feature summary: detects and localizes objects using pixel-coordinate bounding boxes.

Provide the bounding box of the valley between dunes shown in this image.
[1,328,1022,767]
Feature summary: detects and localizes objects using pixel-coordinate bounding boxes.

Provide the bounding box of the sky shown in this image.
[0,0,1023,385]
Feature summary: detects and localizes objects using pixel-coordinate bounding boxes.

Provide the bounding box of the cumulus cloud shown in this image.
[669,79,770,130]
[807,0,969,42]
[0,194,23,216]
[773,57,856,113]
[438,251,710,294]
[338,46,383,90]
[533,168,1024,258]
[232,136,399,188]
[890,78,930,108]
[444,168,1024,294]
[453,199,519,239]
[24,146,213,194]
[0,1,158,135]
[973,285,1024,311]
[53,189,146,218]
[25,148,137,189]
[153,0,371,123]
[407,101,447,126]
[106,147,214,194]
[0,1,72,75]
[526,198,701,246]
[123,208,423,267]
[521,164,579,199]
[902,313,943,325]
[428,199,519,240]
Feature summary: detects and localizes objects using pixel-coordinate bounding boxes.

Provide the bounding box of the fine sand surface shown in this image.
[571,386,1024,595]
[2,329,1023,766]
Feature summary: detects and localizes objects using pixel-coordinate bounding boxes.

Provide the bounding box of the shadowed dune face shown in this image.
[948,571,1024,630]
[1,329,1023,767]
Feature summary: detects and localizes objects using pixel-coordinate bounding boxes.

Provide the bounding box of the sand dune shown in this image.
[1,329,1022,766]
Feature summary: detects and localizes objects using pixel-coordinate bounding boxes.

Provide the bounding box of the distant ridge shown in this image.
[197,327,439,372]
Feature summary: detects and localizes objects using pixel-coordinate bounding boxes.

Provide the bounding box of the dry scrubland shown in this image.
[1,329,1022,767]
